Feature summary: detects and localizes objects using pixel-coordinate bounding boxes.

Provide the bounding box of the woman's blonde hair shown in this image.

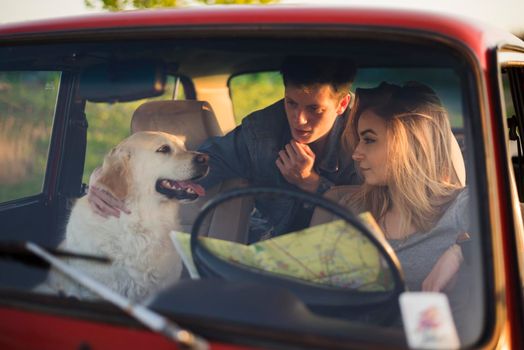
[341,82,464,233]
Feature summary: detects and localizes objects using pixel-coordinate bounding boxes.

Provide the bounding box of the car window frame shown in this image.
[0,30,500,350]
[497,49,524,328]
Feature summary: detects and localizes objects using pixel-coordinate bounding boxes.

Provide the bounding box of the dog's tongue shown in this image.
[177,181,205,197]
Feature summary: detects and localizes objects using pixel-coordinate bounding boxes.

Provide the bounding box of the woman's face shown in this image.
[352,108,388,186]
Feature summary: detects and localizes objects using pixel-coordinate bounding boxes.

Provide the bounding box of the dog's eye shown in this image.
[156,145,171,154]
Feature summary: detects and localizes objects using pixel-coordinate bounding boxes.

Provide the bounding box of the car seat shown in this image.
[131,100,253,243]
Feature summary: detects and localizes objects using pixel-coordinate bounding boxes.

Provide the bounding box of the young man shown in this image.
[88,56,359,240]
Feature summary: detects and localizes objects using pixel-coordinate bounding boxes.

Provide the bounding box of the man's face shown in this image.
[284,83,349,144]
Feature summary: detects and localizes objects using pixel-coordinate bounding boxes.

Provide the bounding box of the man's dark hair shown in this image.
[280,56,357,97]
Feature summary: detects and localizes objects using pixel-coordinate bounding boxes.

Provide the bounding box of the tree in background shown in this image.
[85,0,277,11]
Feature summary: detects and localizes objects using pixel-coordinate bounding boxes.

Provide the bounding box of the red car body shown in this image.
[0,6,523,349]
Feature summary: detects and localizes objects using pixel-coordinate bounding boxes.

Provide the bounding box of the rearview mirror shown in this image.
[78,60,166,102]
[190,187,406,323]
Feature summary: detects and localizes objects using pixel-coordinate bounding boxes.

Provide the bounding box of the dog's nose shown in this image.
[194,153,209,165]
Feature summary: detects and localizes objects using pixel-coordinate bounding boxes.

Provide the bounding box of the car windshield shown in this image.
[0,36,486,348]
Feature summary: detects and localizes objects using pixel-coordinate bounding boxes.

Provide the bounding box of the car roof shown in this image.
[0,6,521,43]
[0,6,522,72]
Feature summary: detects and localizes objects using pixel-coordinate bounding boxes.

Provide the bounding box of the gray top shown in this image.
[388,189,469,291]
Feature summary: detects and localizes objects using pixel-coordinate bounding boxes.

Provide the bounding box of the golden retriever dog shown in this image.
[41,131,208,302]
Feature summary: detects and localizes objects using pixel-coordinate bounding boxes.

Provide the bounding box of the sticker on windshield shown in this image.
[399,292,459,349]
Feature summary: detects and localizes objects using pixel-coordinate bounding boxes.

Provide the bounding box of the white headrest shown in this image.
[131,100,223,150]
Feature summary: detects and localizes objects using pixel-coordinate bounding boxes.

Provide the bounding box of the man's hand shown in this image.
[87,167,130,218]
[422,244,463,292]
[275,140,320,192]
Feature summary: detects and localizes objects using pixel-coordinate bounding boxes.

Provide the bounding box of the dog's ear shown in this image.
[96,147,132,201]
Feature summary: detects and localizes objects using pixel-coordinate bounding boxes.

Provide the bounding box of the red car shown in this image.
[0,6,523,349]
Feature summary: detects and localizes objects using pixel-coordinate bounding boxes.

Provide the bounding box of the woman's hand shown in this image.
[422,244,463,292]
[87,167,130,218]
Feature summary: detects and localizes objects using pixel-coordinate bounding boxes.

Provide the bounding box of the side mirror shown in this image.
[78,60,166,102]
[190,187,406,323]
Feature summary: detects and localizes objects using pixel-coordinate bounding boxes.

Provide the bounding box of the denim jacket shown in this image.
[198,99,360,238]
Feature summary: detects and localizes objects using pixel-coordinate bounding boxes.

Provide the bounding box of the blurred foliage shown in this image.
[200,0,276,3]
[230,72,284,124]
[0,67,470,203]
[83,73,279,182]
[84,101,139,182]
[83,76,183,183]
[353,68,464,128]
[85,0,277,11]
[502,73,516,118]
[0,72,59,203]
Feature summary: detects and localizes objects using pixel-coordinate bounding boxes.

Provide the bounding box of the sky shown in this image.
[1,0,523,34]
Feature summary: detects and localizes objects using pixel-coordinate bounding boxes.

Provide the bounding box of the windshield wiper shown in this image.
[0,241,110,268]
[2,241,208,350]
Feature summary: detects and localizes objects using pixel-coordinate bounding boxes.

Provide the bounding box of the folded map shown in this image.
[170,212,394,291]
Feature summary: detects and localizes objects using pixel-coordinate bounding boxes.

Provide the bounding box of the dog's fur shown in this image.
[42,131,208,302]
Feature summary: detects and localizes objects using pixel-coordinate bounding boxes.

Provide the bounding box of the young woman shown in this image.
[338,81,469,292]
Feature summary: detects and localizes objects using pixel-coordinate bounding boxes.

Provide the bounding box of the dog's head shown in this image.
[96,131,209,203]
